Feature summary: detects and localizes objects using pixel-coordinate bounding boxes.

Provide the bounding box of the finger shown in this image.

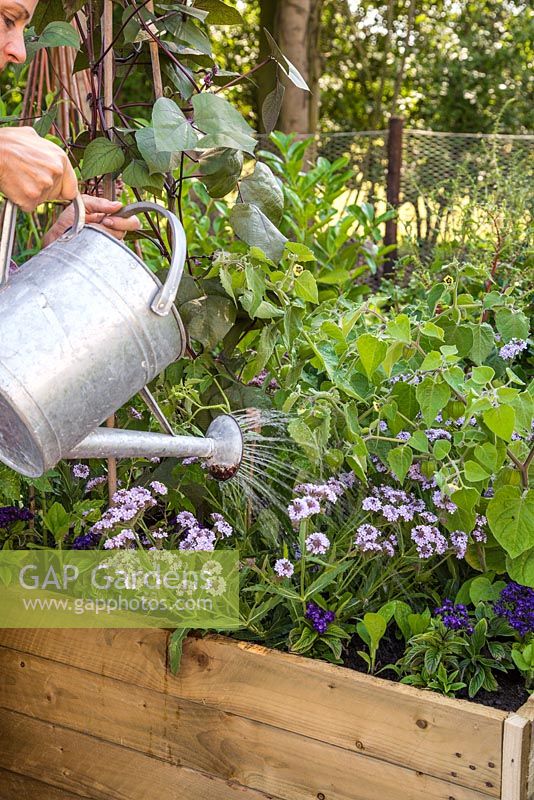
[59,161,79,202]
[82,196,123,213]
[103,215,141,231]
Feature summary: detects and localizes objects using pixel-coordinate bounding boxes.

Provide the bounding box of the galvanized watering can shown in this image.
[0,197,242,480]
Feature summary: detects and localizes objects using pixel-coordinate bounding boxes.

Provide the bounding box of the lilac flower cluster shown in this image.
[287,472,355,525]
[432,490,457,514]
[434,599,473,633]
[0,506,33,528]
[411,524,448,558]
[128,406,143,420]
[407,463,436,490]
[274,558,294,578]
[174,510,233,551]
[305,601,335,634]
[103,528,136,549]
[494,583,534,636]
[362,485,426,523]
[84,476,107,493]
[449,530,468,559]
[499,339,528,361]
[354,523,397,556]
[73,486,157,549]
[149,481,168,496]
[472,515,488,543]
[72,463,90,479]
[305,531,330,555]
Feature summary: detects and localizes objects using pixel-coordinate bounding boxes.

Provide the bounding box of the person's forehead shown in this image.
[1,0,36,20]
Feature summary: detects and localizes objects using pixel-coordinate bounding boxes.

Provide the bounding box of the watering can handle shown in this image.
[0,195,86,287]
[113,201,186,318]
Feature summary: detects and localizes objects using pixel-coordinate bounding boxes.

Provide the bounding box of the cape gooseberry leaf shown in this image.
[387,445,413,483]
[415,378,451,426]
[471,366,495,385]
[506,549,534,589]
[356,334,387,379]
[294,270,319,304]
[468,323,494,365]
[483,405,516,442]
[81,137,124,180]
[495,308,530,343]
[487,487,534,559]
[386,314,411,344]
[464,460,491,482]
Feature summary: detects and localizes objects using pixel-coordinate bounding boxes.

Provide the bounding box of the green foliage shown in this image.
[356,611,388,673]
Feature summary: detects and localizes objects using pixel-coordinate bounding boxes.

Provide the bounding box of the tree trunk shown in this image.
[256,0,279,133]
[277,0,311,134]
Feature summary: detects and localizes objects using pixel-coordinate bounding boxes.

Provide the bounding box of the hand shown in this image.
[0,127,78,212]
[42,194,141,248]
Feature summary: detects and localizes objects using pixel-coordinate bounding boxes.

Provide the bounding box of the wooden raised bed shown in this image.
[0,629,533,800]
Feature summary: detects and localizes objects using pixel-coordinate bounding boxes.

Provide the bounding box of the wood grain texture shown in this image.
[0,643,501,799]
[0,630,507,796]
[502,715,531,800]
[174,635,505,794]
[0,709,280,800]
[0,701,497,800]
[0,767,96,800]
[516,698,534,800]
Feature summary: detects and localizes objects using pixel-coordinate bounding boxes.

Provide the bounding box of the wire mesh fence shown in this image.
[258,128,534,249]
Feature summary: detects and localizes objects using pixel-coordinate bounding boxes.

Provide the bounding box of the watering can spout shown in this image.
[65,414,243,481]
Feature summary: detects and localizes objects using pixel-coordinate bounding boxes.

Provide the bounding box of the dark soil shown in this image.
[344,634,529,712]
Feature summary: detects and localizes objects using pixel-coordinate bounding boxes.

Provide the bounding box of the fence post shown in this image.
[383,116,404,276]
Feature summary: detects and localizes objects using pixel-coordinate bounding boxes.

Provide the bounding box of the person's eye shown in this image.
[2,14,16,29]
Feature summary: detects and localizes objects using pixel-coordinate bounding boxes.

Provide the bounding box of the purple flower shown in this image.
[432,490,457,514]
[410,524,448,558]
[494,583,534,636]
[499,339,528,361]
[274,558,294,578]
[287,496,321,525]
[72,463,90,479]
[85,476,107,493]
[450,530,468,559]
[211,512,233,538]
[362,496,382,512]
[0,506,33,528]
[175,511,198,530]
[354,523,397,556]
[179,527,216,551]
[128,407,143,420]
[435,599,473,632]
[396,431,411,442]
[407,462,436,489]
[305,601,335,634]
[305,531,330,555]
[149,480,168,496]
[103,528,136,549]
[425,428,452,443]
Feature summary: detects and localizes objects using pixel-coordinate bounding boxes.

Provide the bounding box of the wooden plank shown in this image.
[0,709,280,800]
[515,699,534,800]
[0,630,506,793]
[502,715,531,800]
[0,646,499,800]
[175,635,505,794]
[0,628,168,690]
[0,766,95,799]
